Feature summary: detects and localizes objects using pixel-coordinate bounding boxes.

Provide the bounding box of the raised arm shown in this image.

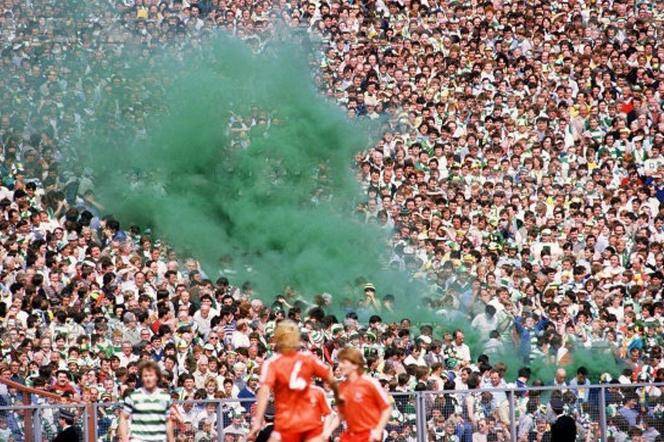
[513,315,525,334]
[535,314,550,331]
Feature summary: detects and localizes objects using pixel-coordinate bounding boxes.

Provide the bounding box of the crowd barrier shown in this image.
[0,382,660,441]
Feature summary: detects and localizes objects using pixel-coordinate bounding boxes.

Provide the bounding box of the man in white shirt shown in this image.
[553,368,567,390]
[471,305,499,339]
[116,341,138,368]
[451,329,471,364]
[403,345,427,367]
[192,294,218,339]
[231,319,251,349]
[192,356,210,389]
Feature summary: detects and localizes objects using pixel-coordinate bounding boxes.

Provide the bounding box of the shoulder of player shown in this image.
[127,388,144,398]
[297,350,316,359]
[298,350,328,367]
[260,353,283,377]
[130,388,171,399]
[360,374,379,384]
[263,353,283,366]
[360,374,387,393]
[339,374,375,388]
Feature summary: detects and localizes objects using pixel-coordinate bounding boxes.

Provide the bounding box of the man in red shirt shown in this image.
[51,370,78,399]
[249,320,341,442]
[336,347,392,442]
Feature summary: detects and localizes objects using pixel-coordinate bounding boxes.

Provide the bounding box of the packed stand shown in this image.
[0,0,664,440]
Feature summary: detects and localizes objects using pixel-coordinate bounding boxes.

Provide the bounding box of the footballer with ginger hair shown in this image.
[335,347,392,442]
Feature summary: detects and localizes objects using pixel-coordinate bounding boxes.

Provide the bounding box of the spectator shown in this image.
[550,397,577,442]
[568,366,591,403]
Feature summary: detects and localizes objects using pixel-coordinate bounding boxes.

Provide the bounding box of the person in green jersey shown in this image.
[118,360,180,442]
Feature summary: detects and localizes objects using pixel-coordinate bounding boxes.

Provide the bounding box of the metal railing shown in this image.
[0,377,95,442]
[0,403,89,442]
[0,383,661,441]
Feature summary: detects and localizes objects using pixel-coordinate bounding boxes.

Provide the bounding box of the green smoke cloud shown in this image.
[70,34,425,310]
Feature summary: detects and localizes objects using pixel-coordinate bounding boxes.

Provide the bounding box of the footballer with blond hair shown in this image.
[249,320,341,442]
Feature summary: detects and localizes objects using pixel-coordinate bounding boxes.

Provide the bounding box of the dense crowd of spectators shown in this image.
[0,0,663,440]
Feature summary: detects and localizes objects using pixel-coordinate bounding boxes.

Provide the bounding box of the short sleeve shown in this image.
[122,393,134,416]
[260,357,277,389]
[368,378,390,411]
[308,353,330,380]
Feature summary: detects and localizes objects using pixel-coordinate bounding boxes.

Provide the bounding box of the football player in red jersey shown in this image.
[249,320,341,442]
[336,347,392,442]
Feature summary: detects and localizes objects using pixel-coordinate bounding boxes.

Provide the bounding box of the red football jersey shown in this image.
[306,385,332,423]
[338,375,390,432]
[260,351,331,432]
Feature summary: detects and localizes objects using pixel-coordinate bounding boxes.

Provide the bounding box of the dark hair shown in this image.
[518,367,532,378]
[138,360,161,380]
[467,374,480,389]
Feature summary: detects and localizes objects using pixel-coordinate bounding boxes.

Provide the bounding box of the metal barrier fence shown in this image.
[0,383,661,441]
[0,376,93,442]
[0,402,89,442]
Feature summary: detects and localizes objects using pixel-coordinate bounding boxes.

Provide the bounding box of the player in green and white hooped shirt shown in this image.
[118,361,179,442]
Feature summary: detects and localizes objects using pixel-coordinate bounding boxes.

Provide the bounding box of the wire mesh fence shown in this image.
[420,383,663,442]
[0,383,660,441]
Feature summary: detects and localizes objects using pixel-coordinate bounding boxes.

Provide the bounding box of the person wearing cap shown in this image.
[334,347,392,442]
[53,409,80,442]
[360,283,380,310]
[255,402,277,442]
[549,396,576,441]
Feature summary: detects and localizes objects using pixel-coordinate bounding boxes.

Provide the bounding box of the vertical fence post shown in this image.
[24,392,34,442]
[508,390,517,442]
[92,402,99,442]
[82,405,87,442]
[414,392,426,442]
[34,406,42,442]
[217,400,224,442]
[599,386,607,442]
[84,402,98,442]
